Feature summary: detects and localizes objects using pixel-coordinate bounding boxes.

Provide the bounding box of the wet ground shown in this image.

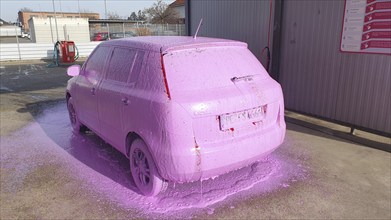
[1,62,390,219]
[0,36,33,44]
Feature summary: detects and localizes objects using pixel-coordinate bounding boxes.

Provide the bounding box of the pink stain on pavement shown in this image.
[0,103,309,218]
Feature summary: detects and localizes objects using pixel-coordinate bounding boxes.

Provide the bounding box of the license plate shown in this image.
[219,106,266,130]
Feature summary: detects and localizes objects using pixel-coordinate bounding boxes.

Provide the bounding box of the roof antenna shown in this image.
[193,18,203,39]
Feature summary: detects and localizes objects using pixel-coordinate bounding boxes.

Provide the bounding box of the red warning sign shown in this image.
[341,0,391,55]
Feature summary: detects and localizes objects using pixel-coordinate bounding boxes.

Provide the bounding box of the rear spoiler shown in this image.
[161,41,247,55]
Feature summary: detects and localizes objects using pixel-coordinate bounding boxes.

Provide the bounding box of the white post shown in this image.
[104,0,107,19]
[77,0,81,17]
[64,24,68,40]
[104,0,110,40]
[59,0,63,16]
[14,25,21,60]
[52,0,59,41]
[49,17,54,43]
[122,22,125,38]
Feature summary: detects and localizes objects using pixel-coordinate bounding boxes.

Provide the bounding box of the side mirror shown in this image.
[67,65,81,76]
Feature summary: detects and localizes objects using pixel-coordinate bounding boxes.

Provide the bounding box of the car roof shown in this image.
[100,36,247,53]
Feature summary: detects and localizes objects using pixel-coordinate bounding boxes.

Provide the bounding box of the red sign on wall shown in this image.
[341,0,391,55]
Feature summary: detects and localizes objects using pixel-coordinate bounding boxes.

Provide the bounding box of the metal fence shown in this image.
[89,23,186,41]
[0,42,101,61]
[0,22,186,61]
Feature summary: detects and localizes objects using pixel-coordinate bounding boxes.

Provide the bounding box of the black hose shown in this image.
[265,46,270,72]
[47,41,61,68]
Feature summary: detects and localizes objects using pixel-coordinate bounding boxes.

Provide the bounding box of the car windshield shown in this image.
[163,46,267,93]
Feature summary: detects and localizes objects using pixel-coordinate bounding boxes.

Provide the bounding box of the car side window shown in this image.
[129,51,145,83]
[107,47,136,83]
[84,46,111,79]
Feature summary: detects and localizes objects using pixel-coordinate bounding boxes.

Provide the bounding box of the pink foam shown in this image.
[0,103,309,218]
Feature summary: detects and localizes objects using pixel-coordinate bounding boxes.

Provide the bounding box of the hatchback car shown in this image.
[110,31,137,39]
[92,32,109,41]
[66,36,286,196]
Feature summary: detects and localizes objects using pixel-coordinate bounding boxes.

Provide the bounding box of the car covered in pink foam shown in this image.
[66,36,286,196]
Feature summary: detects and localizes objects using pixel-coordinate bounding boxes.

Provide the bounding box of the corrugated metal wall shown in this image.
[279,0,391,135]
[188,0,272,65]
[188,0,391,135]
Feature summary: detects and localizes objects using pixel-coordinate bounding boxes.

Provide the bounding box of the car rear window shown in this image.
[163,46,267,92]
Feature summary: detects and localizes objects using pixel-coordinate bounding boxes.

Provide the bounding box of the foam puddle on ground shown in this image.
[0,102,309,218]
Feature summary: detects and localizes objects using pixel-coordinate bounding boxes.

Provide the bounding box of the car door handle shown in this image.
[121,97,129,105]
[91,87,96,95]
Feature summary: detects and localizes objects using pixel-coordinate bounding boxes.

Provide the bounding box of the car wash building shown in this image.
[185,0,391,137]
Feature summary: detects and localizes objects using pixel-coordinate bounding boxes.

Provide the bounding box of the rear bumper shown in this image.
[161,121,286,182]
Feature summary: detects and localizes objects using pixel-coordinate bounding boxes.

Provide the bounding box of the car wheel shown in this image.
[67,97,87,133]
[129,138,166,196]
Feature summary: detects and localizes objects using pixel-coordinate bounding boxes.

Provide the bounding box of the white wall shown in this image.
[29,17,90,43]
[0,26,22,37]
[174,6,185,19]
[0,42,101,61]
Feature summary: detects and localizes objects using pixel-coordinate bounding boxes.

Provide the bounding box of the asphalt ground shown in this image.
[1,61,390,219]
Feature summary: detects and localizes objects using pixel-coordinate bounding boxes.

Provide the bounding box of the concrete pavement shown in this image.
[1,62,390,219]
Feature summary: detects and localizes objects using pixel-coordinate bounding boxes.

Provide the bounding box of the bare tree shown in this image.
[143,0,179,24]
[137,10,146,21]
[107,11,121,19]
[136,27,151,36]
[19,7,33,12]
[129,10,146,21]
[128,12,138,21]
[80,9,93,13]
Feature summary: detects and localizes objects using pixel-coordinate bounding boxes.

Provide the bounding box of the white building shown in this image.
[28,17,90,43]
[169,0,185,19]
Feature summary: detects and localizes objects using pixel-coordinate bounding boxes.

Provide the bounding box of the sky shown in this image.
[0,0,174,22]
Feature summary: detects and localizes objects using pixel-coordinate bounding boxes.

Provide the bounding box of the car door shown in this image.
[119,49,147,145]
[74,45,111,133]
[97,47,137,151]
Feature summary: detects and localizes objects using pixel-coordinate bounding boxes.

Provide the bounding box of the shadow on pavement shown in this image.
[286,117,391,153]
[0,61,84,94]
[17,99,140,194]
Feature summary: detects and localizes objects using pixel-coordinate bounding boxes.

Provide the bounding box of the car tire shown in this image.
[67,97,87,133]
[129,138,166,196]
